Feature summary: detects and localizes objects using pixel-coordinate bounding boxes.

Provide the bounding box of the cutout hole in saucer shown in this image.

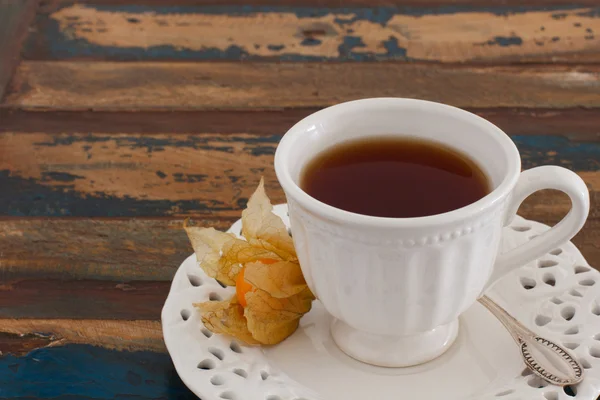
[495,389,515,396]
[570,289,583,298]
[594,333,600,341]
[511,226,531,232]
[539,260,558,268]
[527,376,548,388]
[233,368,248,379]
[180,309,191,321]
[201,327,213,338]
[550,248,563,256]
[561,306,576,321]
[575,265,591,274]
[260,370,269,380]
[209,347,225,361]
[188,274,203,287]
[198,359,216,370]
[266,396,283,400]
[216,280,227,288]
[521,277,536,290]
[220,391,238,400]
[550,297,563,305]
[211,375,225,386]
[563,343,579,350]
[543,392,558,400]
[209,292,223,301]
[592,302,600,316]
[580,279,596,287]
[535,315,551,326]
[230,341,243,354]
[563,385,577,397]
[589,347,600,359]
[543,273,556,286]
[564,326,579,335]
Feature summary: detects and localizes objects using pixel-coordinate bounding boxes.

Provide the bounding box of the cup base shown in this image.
[330,319,459,367]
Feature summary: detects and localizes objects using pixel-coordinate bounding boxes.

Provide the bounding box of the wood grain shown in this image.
[0,0,36,101]
[0,343,194,399]
[0,214,597,320]
[6,62,600,110]
[0,132,597,217]
[25,3,600,63]
[38,0,600,7]
[0,279,171,319]
[0,218,231,281]
[1,108,600,141]
[0,319,164,354]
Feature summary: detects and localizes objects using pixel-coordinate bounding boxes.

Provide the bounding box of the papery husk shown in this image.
[241,179,297,261]
[194,296,259,345]
[185,178,314,345]
[244,287,314,345]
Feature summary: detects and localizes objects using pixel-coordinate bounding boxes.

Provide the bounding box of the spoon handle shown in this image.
[478,295,584,386]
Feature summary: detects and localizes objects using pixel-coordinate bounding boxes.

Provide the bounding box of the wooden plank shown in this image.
[0,0,36,100]
[6,62,600,110]
[0,132,597,217]
[0,108,600,140]
[38,0,600,7]
[24,3,600,63]
[0,319,164,354]
[40,0,598,6]
[0,343,194,399]
[0,214,598,320]
[0,218,231,281]
[0,280,171,319]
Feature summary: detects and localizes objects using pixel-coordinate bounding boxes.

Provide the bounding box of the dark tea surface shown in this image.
[300,137,490,218]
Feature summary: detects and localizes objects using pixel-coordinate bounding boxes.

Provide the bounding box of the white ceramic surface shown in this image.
[274,98,590,366]
[162,205,600,400]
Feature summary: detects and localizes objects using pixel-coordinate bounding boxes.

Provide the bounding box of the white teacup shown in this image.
[274,98,590,367]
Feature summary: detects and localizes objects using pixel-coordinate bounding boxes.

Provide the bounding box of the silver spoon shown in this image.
[478,295,583,386]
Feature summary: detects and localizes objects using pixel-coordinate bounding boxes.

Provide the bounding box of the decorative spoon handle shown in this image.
[478,295,583,386]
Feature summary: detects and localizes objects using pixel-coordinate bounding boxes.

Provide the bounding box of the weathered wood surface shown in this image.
[7,62,600,110]
[0,0,36,100]
[0,319,164,354]
[37,0,600,6]
[24,3,600,63]
[0,132,597,217]
[0,343,195,399]
[0,0,599,397]
[1,108,600,139]
[0,216,597,319]
[0,131,597,319]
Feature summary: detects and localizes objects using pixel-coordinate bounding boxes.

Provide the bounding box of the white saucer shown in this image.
[162,205,600,400]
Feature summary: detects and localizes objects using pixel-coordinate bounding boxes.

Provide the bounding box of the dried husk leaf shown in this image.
[244,287,314,344]
[244,260,308,298]
[194,296,259,345]
[242,178,296,261]
[185,179,315,346]
[184,225,238,285]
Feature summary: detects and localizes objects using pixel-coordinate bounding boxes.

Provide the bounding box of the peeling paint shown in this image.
[24,4,600,62]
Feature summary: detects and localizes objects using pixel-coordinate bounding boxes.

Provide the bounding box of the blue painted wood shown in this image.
[0,134,597,217]
[23,3,598,62]
[0,344,197,399]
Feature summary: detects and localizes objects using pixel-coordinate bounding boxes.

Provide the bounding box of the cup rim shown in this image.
[274,98,521,227]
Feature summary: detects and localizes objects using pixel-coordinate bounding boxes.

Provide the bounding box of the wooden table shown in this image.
[0,0,598,397]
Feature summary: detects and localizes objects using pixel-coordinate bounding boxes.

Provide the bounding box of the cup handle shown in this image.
[484,166,590,290]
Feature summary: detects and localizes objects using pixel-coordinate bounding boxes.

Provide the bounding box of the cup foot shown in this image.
[330,319,459,367]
